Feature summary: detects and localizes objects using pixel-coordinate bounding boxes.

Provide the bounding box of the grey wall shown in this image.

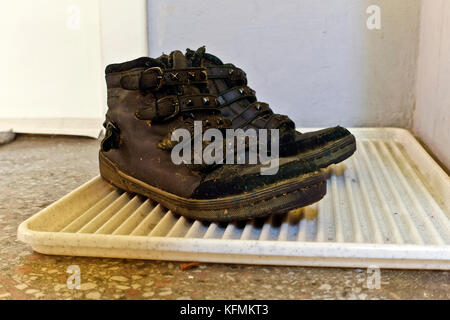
[147,0,421,128]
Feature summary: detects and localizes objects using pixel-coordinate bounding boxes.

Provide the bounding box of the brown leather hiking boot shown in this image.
[99,50,326,222]
[185,47,357,168]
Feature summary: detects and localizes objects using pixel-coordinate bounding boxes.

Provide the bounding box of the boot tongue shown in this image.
[170,50,188,69]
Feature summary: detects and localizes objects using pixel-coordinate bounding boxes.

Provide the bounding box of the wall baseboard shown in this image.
[0,118,103,138]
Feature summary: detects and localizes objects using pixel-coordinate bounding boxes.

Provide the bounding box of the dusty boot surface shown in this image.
[185,47,356,168]
[100,51,326,222]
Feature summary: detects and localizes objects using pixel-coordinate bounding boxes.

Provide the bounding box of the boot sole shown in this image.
[292,134,357,169]
[99,152,326,222]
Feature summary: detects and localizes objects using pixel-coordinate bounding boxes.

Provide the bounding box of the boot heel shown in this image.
[99,152,129,192]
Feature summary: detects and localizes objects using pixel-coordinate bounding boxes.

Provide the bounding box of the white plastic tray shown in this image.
[18,128,450,270]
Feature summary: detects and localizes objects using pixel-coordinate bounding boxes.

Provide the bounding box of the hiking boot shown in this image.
[99,50,326,222]
[185,47,357,168]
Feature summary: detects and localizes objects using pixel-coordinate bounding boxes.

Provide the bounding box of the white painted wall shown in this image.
[147,0,421,128]
[99,0,149,117]
[414,0,450,170]
[99,0,148,68]
[0,0,147,137]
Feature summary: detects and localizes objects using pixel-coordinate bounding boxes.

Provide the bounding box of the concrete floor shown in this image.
[0,135,448,300]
